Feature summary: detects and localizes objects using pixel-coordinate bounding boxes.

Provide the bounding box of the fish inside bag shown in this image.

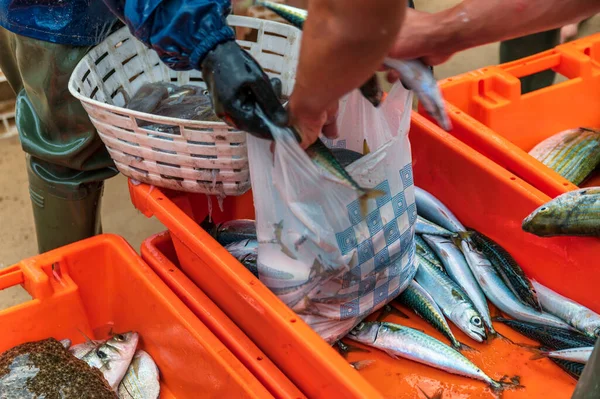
[246,83,418,343]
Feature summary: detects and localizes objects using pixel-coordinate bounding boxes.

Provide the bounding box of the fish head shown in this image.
[95,332,139,390]
[348,322,379,344]
[456,307,486,343]
[594,326,600,338]
[522,203,560,235]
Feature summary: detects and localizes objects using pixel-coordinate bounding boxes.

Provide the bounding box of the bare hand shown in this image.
[288,99,339,149]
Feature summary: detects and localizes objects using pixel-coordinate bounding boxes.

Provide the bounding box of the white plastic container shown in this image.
[68,16,300,195]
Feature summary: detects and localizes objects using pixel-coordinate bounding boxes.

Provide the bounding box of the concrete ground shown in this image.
[0,2,599,310]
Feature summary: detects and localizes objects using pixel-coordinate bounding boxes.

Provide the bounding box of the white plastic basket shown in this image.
[68,16,301,195]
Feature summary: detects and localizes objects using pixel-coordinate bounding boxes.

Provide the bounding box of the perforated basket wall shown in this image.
[68,16,301,195]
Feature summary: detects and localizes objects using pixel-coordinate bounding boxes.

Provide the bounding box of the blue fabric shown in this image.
[0,0,118,46]
[0,0,235,69]
[103,0,235,69]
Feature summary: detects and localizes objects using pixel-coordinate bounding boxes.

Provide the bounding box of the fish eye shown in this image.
[96,349,108,359]
[471,316,482,327]
[114,334,125,341]
[539,207,548,213]
[202,90,210,96]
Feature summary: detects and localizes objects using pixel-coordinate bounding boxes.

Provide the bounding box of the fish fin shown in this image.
[336,341,370,358]
[76,328,95,344]
[359,189,386,218]
[377,304,410,321]
[363,139,371,155]
[350,359,376,370]
[458,342,479,353]
[417,385,444,399]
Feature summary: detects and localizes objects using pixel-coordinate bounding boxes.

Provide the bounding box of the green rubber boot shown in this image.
[27,157,105,254]
[500,29,560,94]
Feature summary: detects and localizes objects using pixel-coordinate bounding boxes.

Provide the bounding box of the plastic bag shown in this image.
[247,83,418,343]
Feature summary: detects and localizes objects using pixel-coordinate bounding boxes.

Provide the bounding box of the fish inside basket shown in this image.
[68,16,301,196]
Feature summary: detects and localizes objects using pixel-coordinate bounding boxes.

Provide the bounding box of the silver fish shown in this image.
[532,281,600,338]
[382,58,452,131]
[522,187,600,237]
[398,280,464,350]
[70,332,139,391]
[348,322,514,390]
[415,235,444,271]
[531,347,593,364]
[415,216,452,237]
[118,350,160,399]
[423,234,494,336]
[456,237,576,330]
[415,187,466,233]
[414,254,487,342]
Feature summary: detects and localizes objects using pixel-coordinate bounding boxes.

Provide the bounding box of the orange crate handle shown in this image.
[0,258,59,301]
[0,266,24,291]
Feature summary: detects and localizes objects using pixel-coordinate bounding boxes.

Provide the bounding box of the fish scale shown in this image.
[494,318,596,349]
[551,358,585,379]
[466,230,541,311]
[529,127,600,185]
[397,280,463,350]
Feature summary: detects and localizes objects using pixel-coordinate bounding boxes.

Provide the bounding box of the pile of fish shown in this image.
[523,127,600,237]
[0,331,160,399]
[211,186,600,392]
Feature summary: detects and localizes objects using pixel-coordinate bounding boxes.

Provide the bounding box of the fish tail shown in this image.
[457,341,479,353]
[377,304,410,321]
[359,189,385,217]
[529,348,549,360]
[336,341,370,358]
[491,375,524,392]
[350,359,376,370]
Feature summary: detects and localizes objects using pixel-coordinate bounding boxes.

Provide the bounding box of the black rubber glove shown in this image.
[202,40,288,140]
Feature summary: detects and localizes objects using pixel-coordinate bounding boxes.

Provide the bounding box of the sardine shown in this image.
[415,216,452,237]
[415,187,465,233]
[0,338,116,398]
[415,235,444,271]
[423,234,494,336]
[529,127,600,185]
[493,317,595,349]
[531,347,593,364]
[532,281,600,338]
[118,350,161,399]
[255,0,451,130]
[348,322,516,390]
[522,187,600,237]
[414,254,487,342]
[126,82,170,114]
[462,230,541,311]
[70,332,139,391]
[456,237,574,330]
[398,280,464,350]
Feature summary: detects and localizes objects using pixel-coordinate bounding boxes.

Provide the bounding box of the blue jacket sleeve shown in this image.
[103,0,235,70]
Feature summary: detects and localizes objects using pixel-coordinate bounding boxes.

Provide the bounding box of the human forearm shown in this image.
[391,0,600,63]
[290,0,406,118]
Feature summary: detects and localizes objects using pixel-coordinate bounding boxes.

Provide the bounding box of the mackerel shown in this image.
[414,187,465,233]
[348,322,517,390]
[416,216,453,237]
[414,254,487,342]
[533,281,600,338]
[415,235,444,271]
[494,318,595,349]
[423,234,494,336]
[531,347,593,364]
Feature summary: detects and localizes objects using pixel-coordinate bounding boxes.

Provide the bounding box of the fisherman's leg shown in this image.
[0,27,117,253]
[571,339,600,398]
[499,29,561,94]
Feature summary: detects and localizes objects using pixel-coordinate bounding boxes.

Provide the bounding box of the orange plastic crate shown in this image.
[140,231,305,399]
[129,112,600,398]
[0,234,275,398]
[420,32,600,198]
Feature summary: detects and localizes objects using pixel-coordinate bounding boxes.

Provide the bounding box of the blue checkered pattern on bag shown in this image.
[321,137,347,149]
[334,161,416,319]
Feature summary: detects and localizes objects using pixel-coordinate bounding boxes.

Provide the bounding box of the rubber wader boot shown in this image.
[571,340,600,398]
[500,29,560,94]
[28,157,104,254]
